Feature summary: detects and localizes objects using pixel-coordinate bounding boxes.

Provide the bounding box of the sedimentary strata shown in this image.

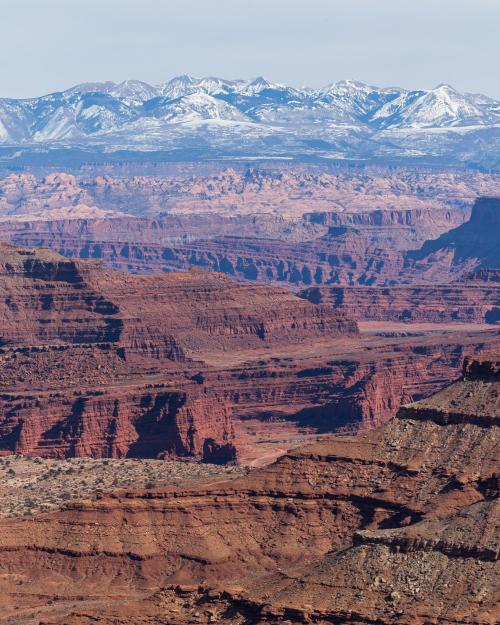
[1,196,497,289]
[4,168,499,290]
[1,167,497,219]
[0,355,497,623]
[301,269,500,323]
[0,242,356,460]
[0,242,499,463]
[0,203,467,287]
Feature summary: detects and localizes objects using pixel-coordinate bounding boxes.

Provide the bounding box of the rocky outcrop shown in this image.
[0,355,498,623]
[300,269,500,323]
[208,500,499,625]
[406,196,500,281]
[464,352,500,379]
[0,242,362,460]
[1,168,491,290]
[1,167,494,220]
[1,241,500,463]
[0,384,235,461]
[2,197,492,290]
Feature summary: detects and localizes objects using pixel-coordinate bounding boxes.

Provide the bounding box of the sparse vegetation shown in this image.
[0,455,248,518]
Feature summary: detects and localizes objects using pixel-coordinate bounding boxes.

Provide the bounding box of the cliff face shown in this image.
[406,196,500,281]
[1,241,499,463]
[0,242,362,461]
[0,247,124,347]
[0,243,354,356]
[0,198,491,289]
[0,213,444,288]
[0,355,497,624]
[0,385,234,461]
[301,269,500,323]
[87,266,358,353]
[303,205,463,236]
[0,176,482,291]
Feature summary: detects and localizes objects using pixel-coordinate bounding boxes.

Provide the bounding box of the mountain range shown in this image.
[0,76,499,167]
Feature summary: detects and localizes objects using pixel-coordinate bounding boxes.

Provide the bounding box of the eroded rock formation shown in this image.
[1,196,497,290]
[0,242,499,463]
[1,167,497,219]
[301,269,500,323]
[4,168,499,290]
[405,195,500,282]
[0,242,358,461]
[0,354,497,624]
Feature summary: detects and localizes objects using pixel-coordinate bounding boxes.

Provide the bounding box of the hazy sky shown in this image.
[1,0,499,98]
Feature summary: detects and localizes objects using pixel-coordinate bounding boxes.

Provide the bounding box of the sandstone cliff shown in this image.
[0,355,497,623]
[1,241,499,463]
[1,197,495,289]
[0,242,360,461]
[406,196,500,281]
[4,169,498,291]
[300,269,500,323]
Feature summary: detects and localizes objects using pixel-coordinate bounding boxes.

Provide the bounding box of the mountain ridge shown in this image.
[0,76,499,167]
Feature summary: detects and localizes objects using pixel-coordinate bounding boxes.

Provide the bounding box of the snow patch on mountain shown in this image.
[145,92,249,123]
[109,80,160,104]
[374,84,487,129]
[0,76,498,166]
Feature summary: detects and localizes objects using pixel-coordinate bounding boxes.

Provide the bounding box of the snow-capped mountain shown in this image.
[0,76,498,167]
[372,84,491,129]
[144,92,249,123]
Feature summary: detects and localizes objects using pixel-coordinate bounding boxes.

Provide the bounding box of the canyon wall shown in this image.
[6,168,500,290]
[405,195,500,282]
[0,384,235,462]
[0,242,499,463]
[0,242,359,462]
[0,209,463,288]
[0,354,497,624]
[301,269,500,323]
[0,196,497,289]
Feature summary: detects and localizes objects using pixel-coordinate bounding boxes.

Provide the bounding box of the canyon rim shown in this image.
[0,1,499,623]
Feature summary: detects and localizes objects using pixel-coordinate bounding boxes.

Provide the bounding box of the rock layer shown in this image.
[0,242,360,460]
[301,269,500,323]
[406,196,500,282]
[1,167,494,219]
[1,241,500,462]
[1,197,496,288]
[0,355,498,623]
[4,169,498,290]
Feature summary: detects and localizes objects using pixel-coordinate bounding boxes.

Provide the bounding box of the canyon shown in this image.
[1,167,497,219]
[0,242,351,463]
[0,165,499,464]
[301,269,500,324]
[0,241,499,467]
[0,169,499,290]
[0,162,498,623]
[0,353,497,624]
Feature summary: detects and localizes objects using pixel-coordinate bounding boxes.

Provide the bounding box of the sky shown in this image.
[1,0,499,98]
